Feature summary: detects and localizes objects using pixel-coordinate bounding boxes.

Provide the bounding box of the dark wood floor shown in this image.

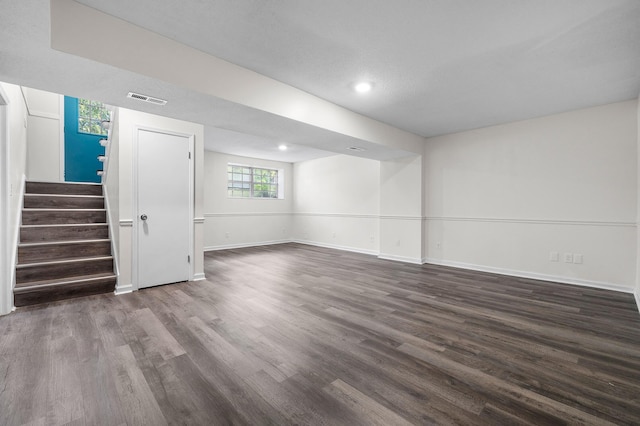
[1,243,640,425]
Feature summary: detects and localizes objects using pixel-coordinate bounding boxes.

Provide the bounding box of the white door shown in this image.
[136,129,191,289]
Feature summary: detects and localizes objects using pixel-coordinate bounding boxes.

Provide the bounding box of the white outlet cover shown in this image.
[564,253,573,263]
[549,251,559,262]
[574,254,583,264]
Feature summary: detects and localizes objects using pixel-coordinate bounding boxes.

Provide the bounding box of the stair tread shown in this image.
[19,239,110,247]
[27,181,100,184]
[17,182,113,306]
[23,208,106,211]
[25,193,104,198]
[16,255,113,269]
[21,223,108,228]
[14,273,116,291]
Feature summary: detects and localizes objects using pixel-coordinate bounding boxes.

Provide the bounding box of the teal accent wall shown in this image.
[64,96,104,183]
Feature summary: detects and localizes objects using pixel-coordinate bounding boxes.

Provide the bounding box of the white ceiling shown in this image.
[1,0,639,162]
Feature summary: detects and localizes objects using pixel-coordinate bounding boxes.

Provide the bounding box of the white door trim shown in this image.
[132,126,194,291]
[0,85,12,315]
[59,95,65,182]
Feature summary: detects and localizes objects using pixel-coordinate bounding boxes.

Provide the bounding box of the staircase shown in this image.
[14,181,116,307]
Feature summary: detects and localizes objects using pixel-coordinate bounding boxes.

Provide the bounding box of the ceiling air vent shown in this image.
[347,146,365,152]
[127,92,167,106]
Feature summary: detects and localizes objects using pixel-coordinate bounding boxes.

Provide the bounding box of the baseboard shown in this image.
[423,257,634,294]
[293,239,379,256]
[114,283,133,295]
[378,253,423,265]
[205,239,292,251]
[192,273,206,281]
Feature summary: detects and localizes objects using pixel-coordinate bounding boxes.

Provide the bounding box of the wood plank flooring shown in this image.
[1,243,640,425]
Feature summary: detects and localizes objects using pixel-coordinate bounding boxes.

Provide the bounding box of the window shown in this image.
[77,98,110,136]
[227,164,282,199]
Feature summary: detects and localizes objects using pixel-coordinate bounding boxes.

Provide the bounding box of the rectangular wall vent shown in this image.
[127,92,167,106]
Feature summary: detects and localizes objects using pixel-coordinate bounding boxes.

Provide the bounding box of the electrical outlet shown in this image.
[549,251,559,262]
[573,254,583,264]
[436,242,442,249]
[563,253,573,263]
[225,232,229,239]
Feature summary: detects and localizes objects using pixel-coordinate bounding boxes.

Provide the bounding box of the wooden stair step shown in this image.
[18,239,112,264]
[21,209,107,225]
[13,273,116,307]
[24,194,105,209]
[20,224,109,242]
[16,256,114,285]
[26,181,102,196]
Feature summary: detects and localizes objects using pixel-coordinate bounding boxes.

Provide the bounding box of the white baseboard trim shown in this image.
[205,239,292,251]
[192,273,206,281]
[378,253,423,265]
[114,284,133,295]
[423,257,634,294]
[293,239,379,256]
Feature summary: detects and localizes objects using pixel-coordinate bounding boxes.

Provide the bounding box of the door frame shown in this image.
[132,126,194,291]
[0,85,12,315]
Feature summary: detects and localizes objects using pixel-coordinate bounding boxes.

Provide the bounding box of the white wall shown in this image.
[0,82,28,315]
[114,108,204,293]
[204,151,293,250]
[425,100,638,292]
[104,108,120,287]
[379,155,424,263]
[22,87,63,182]
[293,155,380,254]
[636,95,640,308]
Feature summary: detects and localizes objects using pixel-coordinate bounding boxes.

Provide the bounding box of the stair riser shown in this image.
[21,225,109,242]
[14,277,116,307]
[21,210,107,225]
[16,258,114,284]
[24,196,104,209]
[18,241,112,264]
[26,182,102,196]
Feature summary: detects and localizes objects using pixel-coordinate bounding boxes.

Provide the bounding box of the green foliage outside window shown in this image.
[78,98,110,136]
[227,165,279,198]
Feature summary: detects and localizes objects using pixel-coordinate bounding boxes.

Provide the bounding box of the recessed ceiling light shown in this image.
[347,146,365,152]
[278,144,288,151]
[354,82,373,93]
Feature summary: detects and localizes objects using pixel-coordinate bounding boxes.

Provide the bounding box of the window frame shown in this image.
[227,163,284,200]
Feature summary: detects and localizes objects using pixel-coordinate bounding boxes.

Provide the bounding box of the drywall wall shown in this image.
[379,155,424,263]
[425,100,637,291]
[0,82,28,315]
[293,154,380,254]
[22,87,63,182]
[204,151,293,250]
[114,108,204,293]
[104,108,120,289]
[636,94,640,308]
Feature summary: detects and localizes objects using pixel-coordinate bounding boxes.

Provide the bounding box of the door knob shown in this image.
[140,214,148,221]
